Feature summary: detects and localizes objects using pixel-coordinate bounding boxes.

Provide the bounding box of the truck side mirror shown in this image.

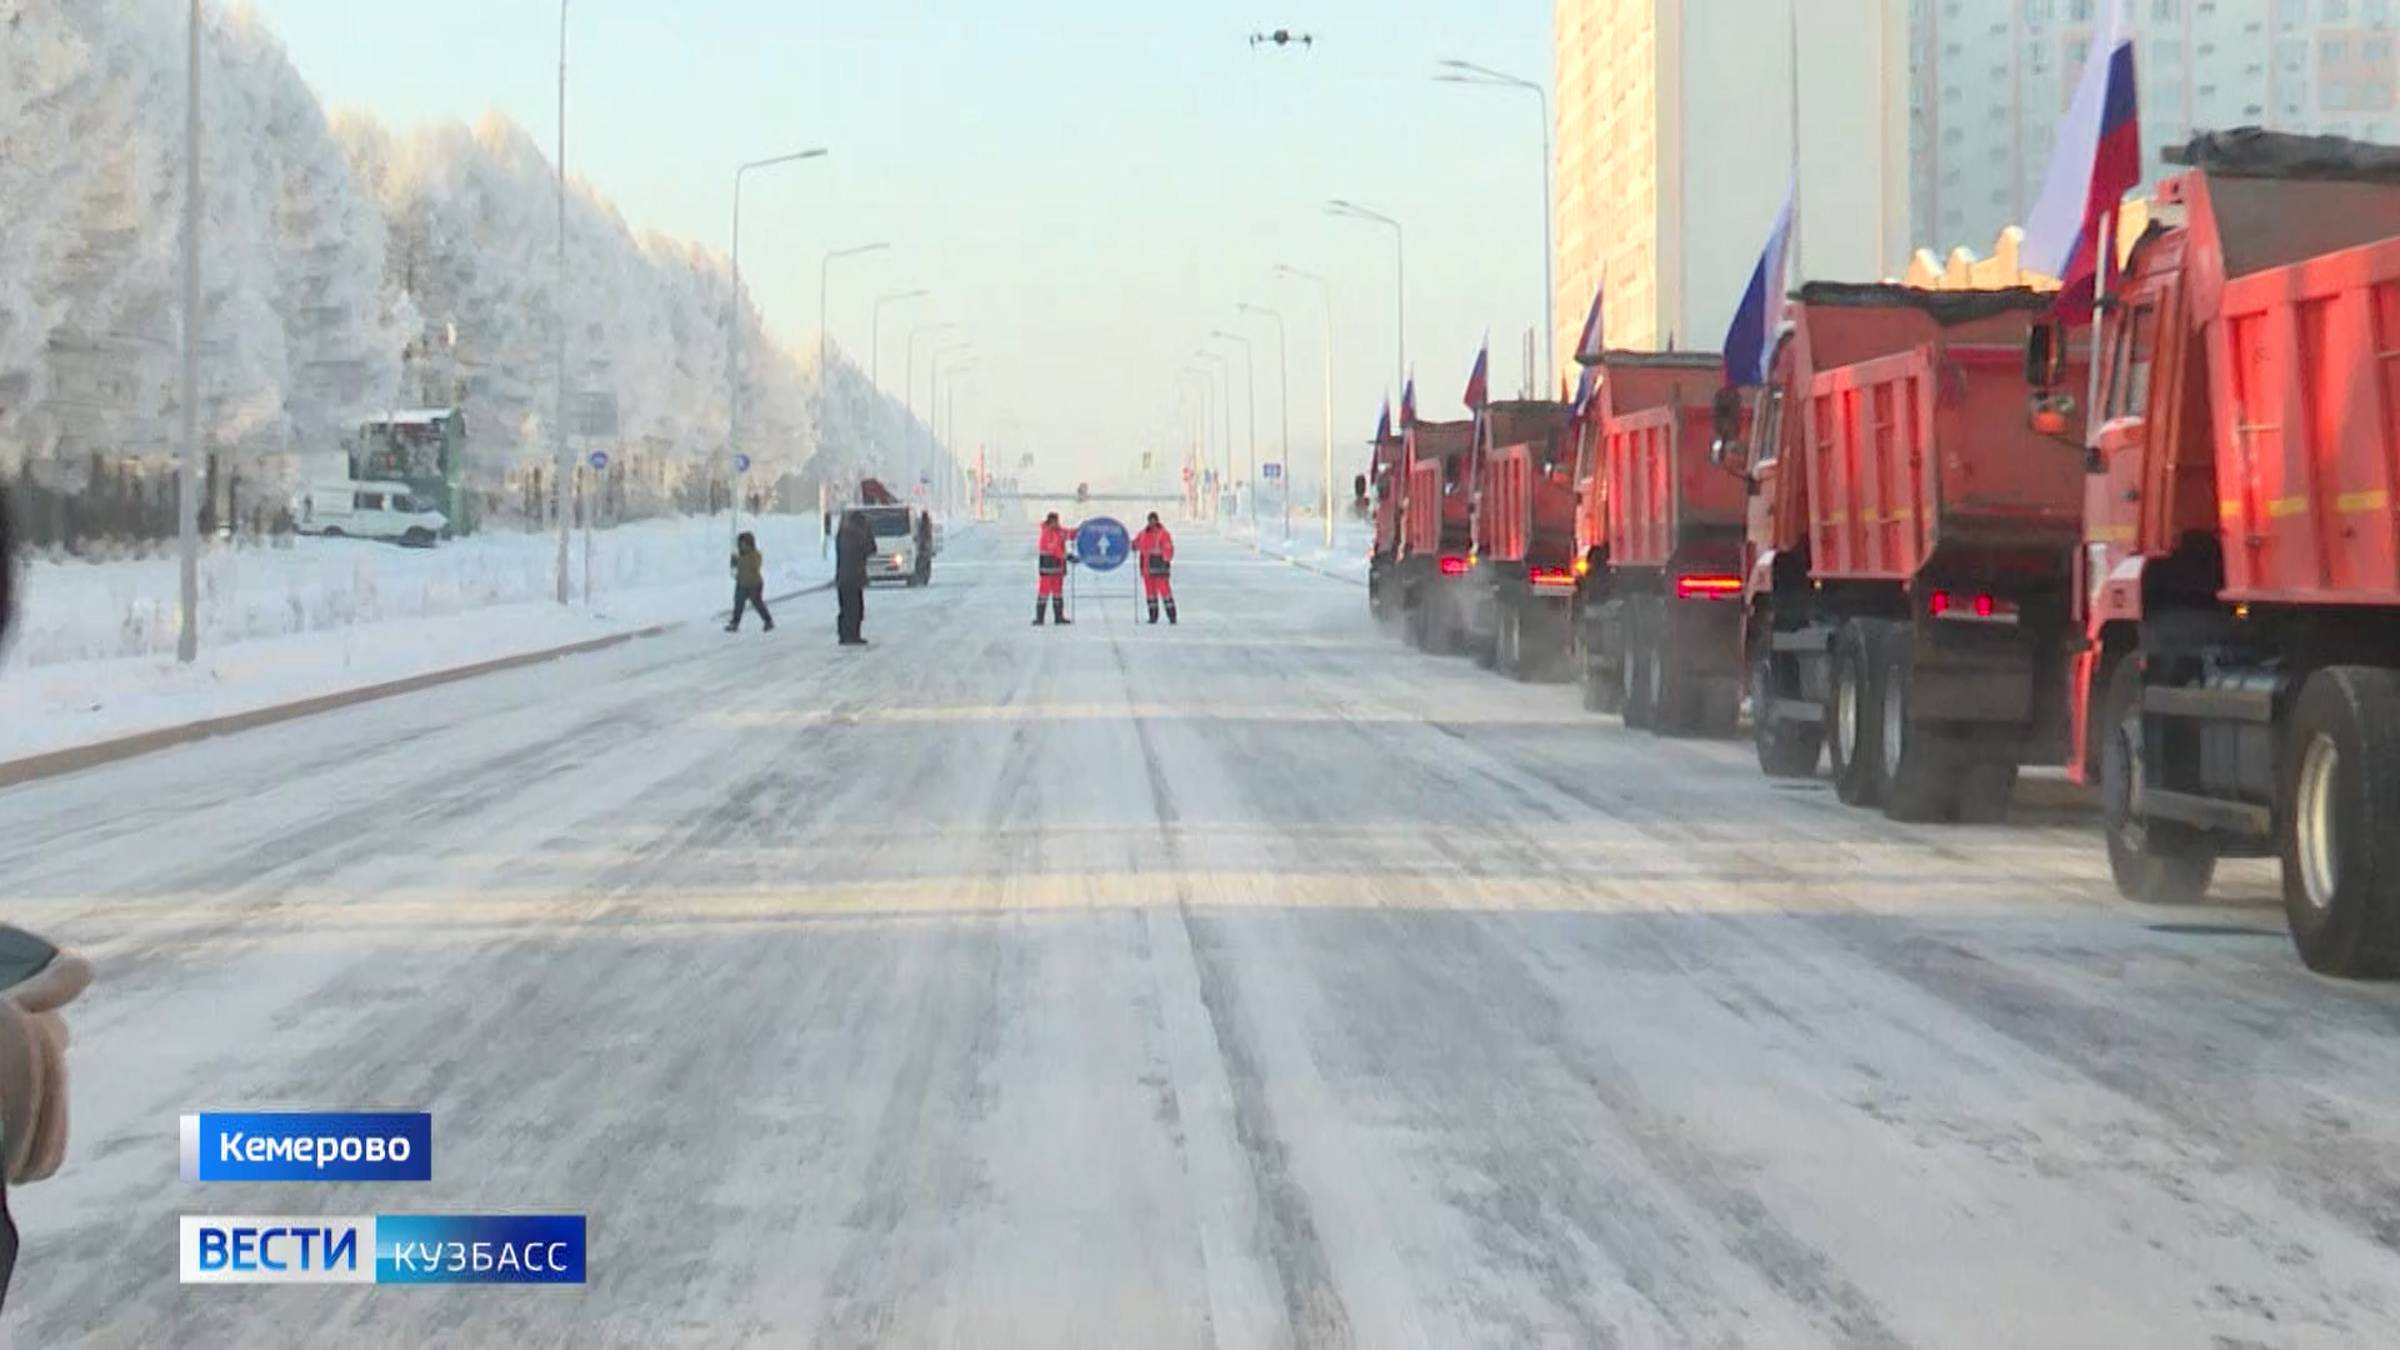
[2024,318,2067,388]
[1708,387,1750,476]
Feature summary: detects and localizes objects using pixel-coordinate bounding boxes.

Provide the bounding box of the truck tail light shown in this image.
[1930,590,2017,623]
[1673,573,1742,601]
[1573,556,1592,577]
[1530,566,1576,589]
[1438,555,1469,576]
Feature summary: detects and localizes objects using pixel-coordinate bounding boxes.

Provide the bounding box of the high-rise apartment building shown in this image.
[1911,0,2399,258]
[1556,1,2399,364]
[1553,1,1909,363]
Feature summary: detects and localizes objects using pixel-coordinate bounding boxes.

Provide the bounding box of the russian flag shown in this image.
[2022,10,2140,318]
[1400,370,1417,427]
[1573,277,1606,366]
[1374,396,1392,443]
[1462,336,1490,412]
[1571,364,1601,422]
[1721,177,1795,388]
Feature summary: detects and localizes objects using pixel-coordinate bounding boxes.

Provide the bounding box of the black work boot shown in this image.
[1052,596,1071,625]
[1165,600,1178,625]
[1033,600,1046,626]
[1147,601,1160,624]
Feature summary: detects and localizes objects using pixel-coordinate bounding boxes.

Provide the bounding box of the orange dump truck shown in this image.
[1458,400,1579,679]
[1366,423,1408,619]
[1393,419,1477,651]
[2025,129,2400,975]
[1722,282,2087,822]
[1574,351,1750,734]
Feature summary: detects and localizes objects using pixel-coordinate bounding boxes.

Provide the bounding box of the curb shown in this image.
[1,579,834,790]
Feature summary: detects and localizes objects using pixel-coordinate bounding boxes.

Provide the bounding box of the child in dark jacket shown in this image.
[727,532,773,632]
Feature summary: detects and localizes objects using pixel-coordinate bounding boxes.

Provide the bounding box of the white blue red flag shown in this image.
[1462,335,1489,412]
[2022,9,2140,319]
[1721,176,1795,387]
[1374,396,1392,442]
[1574,278,1605,365]
[1399,370,1417,427]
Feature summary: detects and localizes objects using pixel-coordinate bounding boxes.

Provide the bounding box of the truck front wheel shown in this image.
[1827,620,1884,807]
[2100,659,2217,904]
[1751,641,1823,777]
[2281,666,2400,978]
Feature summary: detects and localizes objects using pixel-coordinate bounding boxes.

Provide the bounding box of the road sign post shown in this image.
[1072,515,1133,621]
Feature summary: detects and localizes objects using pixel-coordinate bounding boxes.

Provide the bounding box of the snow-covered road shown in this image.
[7,525,2400,1347]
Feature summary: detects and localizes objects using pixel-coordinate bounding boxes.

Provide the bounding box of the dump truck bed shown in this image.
[1793,290,2084,583]
[1587,352,1744,570]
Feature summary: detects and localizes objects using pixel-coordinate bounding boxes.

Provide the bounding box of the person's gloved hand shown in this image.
[0,946,92,1185]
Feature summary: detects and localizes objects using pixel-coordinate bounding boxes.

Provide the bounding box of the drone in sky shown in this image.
[1249,29,1316,49]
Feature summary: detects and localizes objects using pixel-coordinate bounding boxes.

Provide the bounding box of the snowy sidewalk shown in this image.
[1,513,834,768]
[1220,512,1374,585]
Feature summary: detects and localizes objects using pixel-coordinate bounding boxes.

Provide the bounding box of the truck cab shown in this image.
[2027,129,2400,975]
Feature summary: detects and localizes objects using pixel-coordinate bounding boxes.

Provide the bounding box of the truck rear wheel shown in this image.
[1650,605,1702,736]
[1405,588,1430,649]
[1828,620,1883,807]
[1497,605,1527,681]
[2100,659,2217,903]
[2280,666,2400,978]
[1621,599,1656,730]
[1582,611,1624,714]
[1751,641,1823,777]
[1876,623,1957,823]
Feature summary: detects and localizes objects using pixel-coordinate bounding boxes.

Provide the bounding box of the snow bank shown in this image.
[0,514,833,764]
[1224,512,1374,583]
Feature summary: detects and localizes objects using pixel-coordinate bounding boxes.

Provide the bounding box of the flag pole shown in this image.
[2083,211,2112,474]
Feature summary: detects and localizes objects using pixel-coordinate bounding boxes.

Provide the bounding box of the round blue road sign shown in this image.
[733,453,752,475]
[588,450,608,470]
[1075,516,1131,572]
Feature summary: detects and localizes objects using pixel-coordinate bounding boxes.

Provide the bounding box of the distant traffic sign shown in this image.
[1262,462,1282,480]
[1075,516,1131,572]
[587,450,608,471]
[733,453,752,475]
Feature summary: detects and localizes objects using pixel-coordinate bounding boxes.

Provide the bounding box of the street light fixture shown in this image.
[929,341,973,508]
[1326,198,1405,401]
[1437,59,1554,392]
[1180,366,1215,519]
[728,146,830,544]
[1274,264,1339,547]
[1208,330,1258,532]
[1237,303,1290,542]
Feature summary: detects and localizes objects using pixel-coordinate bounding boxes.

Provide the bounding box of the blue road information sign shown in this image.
[182,1112,431,1183]
[178,1214,587,1285]
[588,450,608,471]
[733,453,752,474]
[1075,516,1131,572]
[1262,462,1283,479]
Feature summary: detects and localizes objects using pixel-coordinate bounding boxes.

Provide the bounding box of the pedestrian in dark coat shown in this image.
[835,513,875,645]
[726,531,773,632]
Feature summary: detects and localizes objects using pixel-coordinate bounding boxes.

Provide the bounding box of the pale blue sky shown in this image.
[247,0,1553,482]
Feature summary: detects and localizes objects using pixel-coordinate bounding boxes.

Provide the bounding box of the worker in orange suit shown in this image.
[1134,512,1177,625]
[1035,512,1074,626]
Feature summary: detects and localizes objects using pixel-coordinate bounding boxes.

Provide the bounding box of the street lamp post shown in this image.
[942,366,977,510]
[905,322,956,495]
[1180,367,1213,520]
[1238,303,1289,542]
[869,288,928,478]
[1327,199,1405,399]
[177,0,201,660]
[1208,330,1256,531]
[552,0,571,605]
[929,342,972,509]
[728,147,829,545]
[1438,60,1554,392]
[818,242,889,468]
[1275,264,1338,547]
[1195,349,1232,522]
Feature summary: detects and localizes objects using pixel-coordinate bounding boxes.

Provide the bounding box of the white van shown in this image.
[295,480,447,546]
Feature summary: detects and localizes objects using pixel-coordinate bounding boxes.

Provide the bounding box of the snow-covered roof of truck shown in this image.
[2168,127,2400,182]
[1791,281,2052,326]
